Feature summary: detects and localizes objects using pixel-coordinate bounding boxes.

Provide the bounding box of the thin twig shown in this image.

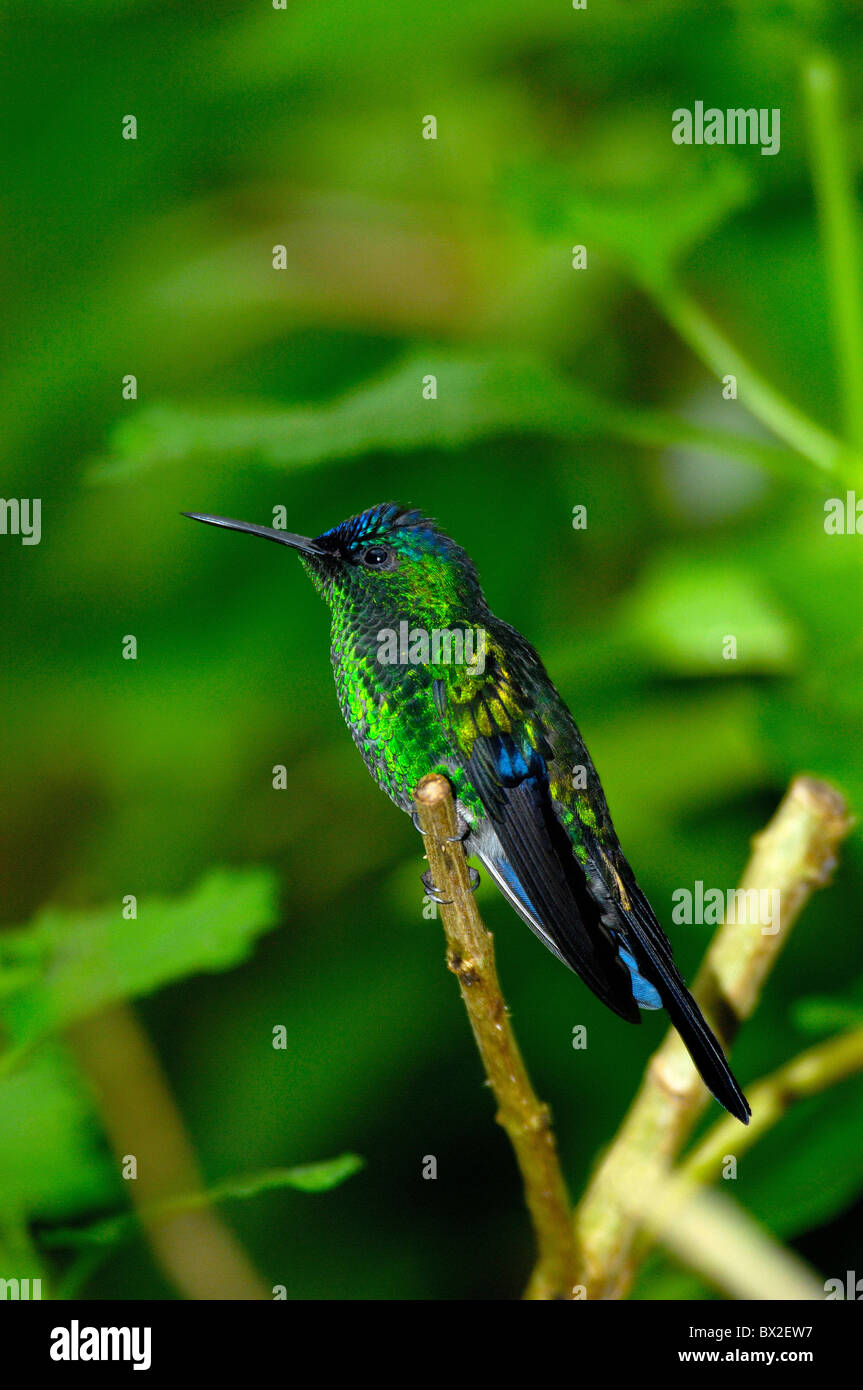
[681,1024,863,1186]
[649,282,854,479]
[573,774,852,1299]
[413,774,578,1301]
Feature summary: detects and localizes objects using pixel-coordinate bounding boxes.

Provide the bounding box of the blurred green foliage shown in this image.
[2,0,863,1299]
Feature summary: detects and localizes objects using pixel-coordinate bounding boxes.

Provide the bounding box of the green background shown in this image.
[2,0,862,1299]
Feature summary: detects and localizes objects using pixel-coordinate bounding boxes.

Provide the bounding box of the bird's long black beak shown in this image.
[182,512,327,558]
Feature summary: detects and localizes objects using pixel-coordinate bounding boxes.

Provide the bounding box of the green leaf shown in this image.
[87,347,791,483]
[41,1155,365,1251]
[0,867,280,1049]
[256,1154,364,1194]
[87,349,605,482]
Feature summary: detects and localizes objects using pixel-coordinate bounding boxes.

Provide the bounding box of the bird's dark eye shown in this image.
[362,546,391,567]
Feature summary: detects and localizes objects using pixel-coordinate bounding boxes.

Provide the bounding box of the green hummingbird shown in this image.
[185,503,750,1123]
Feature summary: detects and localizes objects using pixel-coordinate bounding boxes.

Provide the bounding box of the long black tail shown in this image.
[654,962,750,1123]
[623,889,751,1123]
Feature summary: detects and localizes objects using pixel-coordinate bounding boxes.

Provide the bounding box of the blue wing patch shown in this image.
[618,947,662,1010]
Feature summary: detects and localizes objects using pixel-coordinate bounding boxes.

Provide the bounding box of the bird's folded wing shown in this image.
[431,666,639,1022]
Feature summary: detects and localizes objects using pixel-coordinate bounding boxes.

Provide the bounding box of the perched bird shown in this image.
[185,503,750,1123]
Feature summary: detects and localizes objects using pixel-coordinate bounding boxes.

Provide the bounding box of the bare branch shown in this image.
[414,774,578,1301]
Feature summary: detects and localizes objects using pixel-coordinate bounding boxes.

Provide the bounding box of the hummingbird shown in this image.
[185,503,750,1123]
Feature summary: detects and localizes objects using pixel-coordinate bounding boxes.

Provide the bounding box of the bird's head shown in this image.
[184,503,486,624]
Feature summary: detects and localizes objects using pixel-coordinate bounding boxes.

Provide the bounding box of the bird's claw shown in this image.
[421,865,480,904]
[421,870,452,906]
